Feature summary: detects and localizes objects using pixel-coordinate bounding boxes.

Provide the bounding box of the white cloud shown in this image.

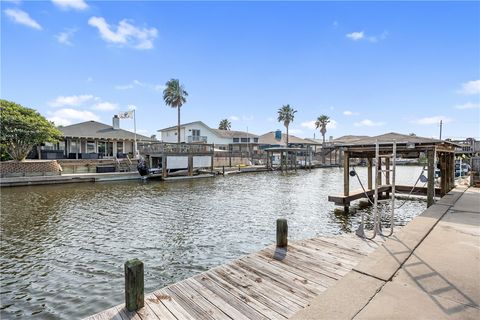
[55,28,77,46]
[343,110,359,116]
[115,84,134,90]
[354,119,385,127]
[48,108,99,126]
[301,119,337,130]
[92,102,117,111]
[51,0,88,11]
[346,31,364,41]
[411,116,453,125]
[88,16,158,50]
[49,94,94,107]
[229,115,239,121]
[346,30,388,43]
[114,80,164,91]
[4,9,42,30]
[457,80,480,95]
[454,102,480,110]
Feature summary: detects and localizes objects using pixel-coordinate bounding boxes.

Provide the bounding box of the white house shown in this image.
[158,121,258,151]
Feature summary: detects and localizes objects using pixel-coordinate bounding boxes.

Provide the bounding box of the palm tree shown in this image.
[163,79,188,143]
[218,119,231,130]
[315,115,330,144]
[277,104,297,146]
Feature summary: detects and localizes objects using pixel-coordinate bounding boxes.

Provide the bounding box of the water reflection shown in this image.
[0,167,426,319]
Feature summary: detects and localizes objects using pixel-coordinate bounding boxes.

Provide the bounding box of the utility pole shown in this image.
[439,120,443,140]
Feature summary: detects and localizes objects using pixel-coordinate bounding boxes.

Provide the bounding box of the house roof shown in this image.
[338,132,444,147]
[158,121,206,132]
[211,129,258,138]
[158,121,258,138]
[258,131,311,146]
[59,121,155,141]
[332,135,371,144]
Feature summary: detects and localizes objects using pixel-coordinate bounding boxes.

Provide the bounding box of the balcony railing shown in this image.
[138,142,214,155]
[187,136,208,143]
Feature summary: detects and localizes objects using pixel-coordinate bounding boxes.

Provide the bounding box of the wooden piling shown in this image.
[276,218,288,247]
[125,259,144,311]
[367,158,373,190]
[427,149,435,207]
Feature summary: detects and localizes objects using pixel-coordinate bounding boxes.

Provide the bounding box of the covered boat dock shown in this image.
[328,133,457,212]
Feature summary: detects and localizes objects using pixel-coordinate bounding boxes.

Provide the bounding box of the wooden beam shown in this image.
[367,158,373,190]
[343,151,350,197]
[427,149,435,207]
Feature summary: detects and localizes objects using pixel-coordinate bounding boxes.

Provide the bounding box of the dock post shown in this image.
[343,151,350,212]
[276,218,288,247]
[222,166,225,175]
[385,157,390,198]
[367,158,373,190]
[162,156,168,178]
[188,155,193,176]
[427,149,435,207]
[125,259,144,311]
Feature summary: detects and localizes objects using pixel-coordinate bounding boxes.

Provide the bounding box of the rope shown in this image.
[351,166,375,205]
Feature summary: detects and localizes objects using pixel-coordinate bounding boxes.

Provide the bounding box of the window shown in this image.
[233,138,239,143]
[70,141,78,153]
[254,138,258,143]
[117,141,124,154]
[241,138,250,143]
[87,140,96,153]
[43,142,55,150]
[192,129,200,136]
[98,141,106,155]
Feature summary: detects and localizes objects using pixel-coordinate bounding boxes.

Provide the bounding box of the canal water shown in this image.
[1,166,427,319]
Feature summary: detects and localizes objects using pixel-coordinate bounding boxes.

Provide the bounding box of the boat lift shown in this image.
[355,140,397,239]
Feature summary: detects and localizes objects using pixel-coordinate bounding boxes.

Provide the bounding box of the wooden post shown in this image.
[427,149,435,207]
[276,218,288,247]
[343,151,350,212]
[385,157,390,198]
[344,151,350,196]
[162,156,168,178]
[210,150,214,173]
[188,155,193,176]
[439,153,446,196]
[125,259,144,311]
[222,166,225,175]
[367,158,373,190]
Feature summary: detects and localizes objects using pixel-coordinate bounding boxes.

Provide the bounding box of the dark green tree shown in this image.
[0,100,62,161]
[163,79,188,143]
[218,119,231,130]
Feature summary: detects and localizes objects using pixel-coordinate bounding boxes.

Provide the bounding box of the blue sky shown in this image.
[2,0,479,140]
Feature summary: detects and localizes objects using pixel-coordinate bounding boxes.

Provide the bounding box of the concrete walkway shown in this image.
[292,186,480,320]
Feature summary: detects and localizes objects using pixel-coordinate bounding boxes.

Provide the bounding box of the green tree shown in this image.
[315,115,330,144]
[163,79,188,143]
[218,119,231,130]
[0,100,62,161]
[277,104,297,146]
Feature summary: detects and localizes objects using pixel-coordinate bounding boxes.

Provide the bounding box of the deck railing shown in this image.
[138,142,214,155]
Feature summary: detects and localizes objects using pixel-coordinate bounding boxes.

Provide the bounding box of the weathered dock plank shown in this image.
[85,233,387,320]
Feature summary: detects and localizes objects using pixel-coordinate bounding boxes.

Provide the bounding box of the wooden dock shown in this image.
[85,233,387,320]
[328,185,442,206]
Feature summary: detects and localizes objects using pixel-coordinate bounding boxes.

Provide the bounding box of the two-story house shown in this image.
[158,121,259,152]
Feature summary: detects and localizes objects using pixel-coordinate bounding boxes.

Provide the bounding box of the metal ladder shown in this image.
[356,140,397,239]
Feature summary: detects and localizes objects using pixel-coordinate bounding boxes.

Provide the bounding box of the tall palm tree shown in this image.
[315,115,330,144]
[277,104,297,146]
[163,79,188,143]
[218,119,231,130]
